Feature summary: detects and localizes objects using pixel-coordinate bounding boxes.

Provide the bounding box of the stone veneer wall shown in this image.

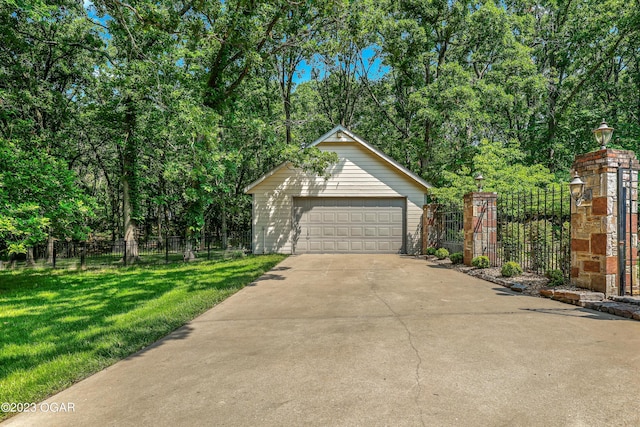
[571,149,639,296]
[463,192,497,266]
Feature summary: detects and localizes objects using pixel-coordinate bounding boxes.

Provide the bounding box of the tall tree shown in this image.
[0,1,100,261]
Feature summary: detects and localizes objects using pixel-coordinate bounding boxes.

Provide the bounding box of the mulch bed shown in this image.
[424,256,587,297]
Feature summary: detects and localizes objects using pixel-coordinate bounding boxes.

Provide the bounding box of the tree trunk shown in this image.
[284,93,292,145]
[122,176,139,264]
[183,236,196,262]
[47,235,55,264]
[121,96,139,264]
[26,246,35,266]
[221,197,228,249]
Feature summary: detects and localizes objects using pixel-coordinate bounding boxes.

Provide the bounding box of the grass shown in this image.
[0,254,286,419]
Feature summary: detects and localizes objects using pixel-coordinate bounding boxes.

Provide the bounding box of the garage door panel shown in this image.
[294,197,405,254]
[364,227,377,236]
[309,227,322,237]
[309,241,322,251]
[336,227,349,237]
[350,213,363,222]
[364,213,376,222]
[323,213,335,222]
[322,227,335,237]
[364,241,377,251]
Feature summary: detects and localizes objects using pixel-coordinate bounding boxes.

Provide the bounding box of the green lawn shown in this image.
[0,255,286,419]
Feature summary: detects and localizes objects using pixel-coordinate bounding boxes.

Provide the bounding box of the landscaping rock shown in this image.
[510,283,527,293]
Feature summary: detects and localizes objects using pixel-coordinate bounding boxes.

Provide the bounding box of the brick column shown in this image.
[422,203,439,253]
[571,149,639,296]
[463,192,497,266]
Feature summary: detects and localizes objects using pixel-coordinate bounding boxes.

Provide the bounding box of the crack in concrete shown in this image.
[367,272,426,427]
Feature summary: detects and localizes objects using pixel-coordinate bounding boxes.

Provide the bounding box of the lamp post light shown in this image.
[593,119,614,150]
[475,173,484,192]
[569,171,592,207]
[569,172,585,206]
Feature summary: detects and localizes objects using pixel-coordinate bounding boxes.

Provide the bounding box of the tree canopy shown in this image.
[1,0,638,259]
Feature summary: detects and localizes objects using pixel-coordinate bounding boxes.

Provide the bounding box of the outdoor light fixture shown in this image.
[336,130,343,139]
[475,173,484,191]
[569,172,591,206]
[593,119,614,150]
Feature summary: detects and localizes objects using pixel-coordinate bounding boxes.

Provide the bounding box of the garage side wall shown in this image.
[250,142,425,255]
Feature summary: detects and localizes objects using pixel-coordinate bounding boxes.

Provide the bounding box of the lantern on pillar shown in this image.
[475,173,484,192]
[593,120,614,150]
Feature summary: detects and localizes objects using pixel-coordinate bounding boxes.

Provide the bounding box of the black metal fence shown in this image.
[9,230,252,270]
[431,203,464,254]
[496,186,571,277]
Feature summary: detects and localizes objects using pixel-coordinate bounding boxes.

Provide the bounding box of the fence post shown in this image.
[570,149,639,296]
[80,242,86,269]
[123,240,127,267]
[463,192,497,266]
[207,235,211,260]
[422,203,439,253]
[164,230,169,264]
[52,242,56,269]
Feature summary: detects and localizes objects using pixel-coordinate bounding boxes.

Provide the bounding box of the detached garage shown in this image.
[245,126,432,255]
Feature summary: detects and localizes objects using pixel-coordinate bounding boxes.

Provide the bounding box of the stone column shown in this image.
[571,149,639,296]
[463,192,497,266]
[422,203,439,253]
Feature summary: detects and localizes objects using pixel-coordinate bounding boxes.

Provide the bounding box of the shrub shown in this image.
[449,252,463,264]
[426,247,437,256]
[472,256,490,268]
[434,248,449,259]
[546,269,564,287]
[224,249,246,260]
[501,261,522,277]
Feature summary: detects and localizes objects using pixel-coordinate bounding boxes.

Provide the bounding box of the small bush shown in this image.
[434,248,449,259]
[546,269,564,287]
[472,256,490,269]
[426,247,437,256]
[449,252,463,264]
[501,261,523,277]
[224,249,246,260]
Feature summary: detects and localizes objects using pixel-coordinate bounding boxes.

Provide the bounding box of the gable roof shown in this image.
[244,125,432,193]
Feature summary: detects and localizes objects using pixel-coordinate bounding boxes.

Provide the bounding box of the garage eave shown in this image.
[244,126,433,194]
[310,125,433,191]
[244,161,291,194]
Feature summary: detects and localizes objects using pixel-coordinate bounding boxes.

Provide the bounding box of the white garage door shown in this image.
[293,198,405,254]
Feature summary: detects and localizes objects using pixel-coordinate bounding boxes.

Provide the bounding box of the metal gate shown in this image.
[617,168,638,296]
[474,199,497,265]
[432,203,464,254]
[496,187,571,277]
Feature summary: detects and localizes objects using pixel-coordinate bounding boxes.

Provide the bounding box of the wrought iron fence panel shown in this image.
[434,203,464,255]
[496,186,571,278]
[14,230,252,270]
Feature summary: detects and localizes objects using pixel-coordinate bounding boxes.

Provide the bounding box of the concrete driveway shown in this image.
[4,255,640,426]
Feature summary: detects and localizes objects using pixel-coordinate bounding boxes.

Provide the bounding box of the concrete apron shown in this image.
[4,254,640,427]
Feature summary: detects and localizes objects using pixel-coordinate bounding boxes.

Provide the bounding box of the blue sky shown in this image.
[83,1,388,85]
[294,48,389,84]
